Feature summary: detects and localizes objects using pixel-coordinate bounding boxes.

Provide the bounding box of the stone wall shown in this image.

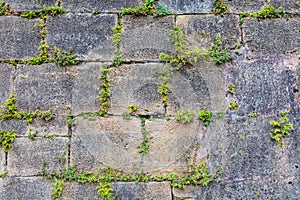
[0,0,299,199]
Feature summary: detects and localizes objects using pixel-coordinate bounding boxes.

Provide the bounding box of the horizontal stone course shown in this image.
[5,0,56,11]
[158,0,214,14]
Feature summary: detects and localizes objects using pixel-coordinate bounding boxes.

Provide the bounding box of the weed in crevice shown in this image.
[174,110,195,124]
[52,46,78,67]
[240,5,285,21]
[97,67,111,117]
[42,134,59,139]
[270,110,294,147]
[110,23,124,68]
[208,33,232,64]
[198,110,213,126]
[248,112,260,118]
[0,170,7,178]
[212,0,229,16]
[97,182,114,200]
[227,83,236,95]
[20,6,66,19]
[228,102,239,110]
[51,179,64,200]
[27,128,37,141]
[138,118,152,154]
[0,130,16,153]
[0,1,17,16]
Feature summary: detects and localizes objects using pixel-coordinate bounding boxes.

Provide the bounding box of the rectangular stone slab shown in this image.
[0,64,14,105]
[5,0,56,11]
[46,13,116,61]
[158,0,214,14]
[0,17,40,60]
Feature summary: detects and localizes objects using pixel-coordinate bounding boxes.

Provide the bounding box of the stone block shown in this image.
[60,182,100,200]
[14,64,72,115]
[269,0,300,12]
[7,137,68,176]
[71,117,142,173]
[108,63,165,116]
[142,119,202,175]
[0,17,40,60]
[234,59,292,115]
[61,0,139,12]
[176,15,241,49]
[46,13,116,61]
[112,182,172,200]
[167,62,226,115]
[0,64,14,105]
[223,0,266,13]
[120,15,175,61]
[243,18,300,58]
[0,177,52,200]
[68,62,107,115]
[0,120,28,136]
[5,0,56,11]
[158,0,214,14]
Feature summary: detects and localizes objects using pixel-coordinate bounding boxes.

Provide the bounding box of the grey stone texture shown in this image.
[5,0,56,11]
[0,64,14,105]
[60,182,100,200]
[223,0,266,13]
[0,177,52,200]
[108,63,165,116]
[177,15,241,49]
[71,117,143,173]
[68,62,111,116]
[0,17,40,60]
[0,120,28,136]
[243,18,300,58]
[143,119,202,176]
[61,0,139,13]
[158,0,214,14]
[167,62,227,115]
[120,15,175,61]
[173,179,300,200]
[14,64,72,115]
[269,0,300,12]
[7,137,68,176]
[46,13,116,61]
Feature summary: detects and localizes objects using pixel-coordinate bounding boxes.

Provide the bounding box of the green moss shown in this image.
[42,134,59,139]
[21,6,66,19]
[110,24,124,68]
[97,67,111,117]
[212,0,229,16]
[0,130,16,153]
[97,182,114,200]
[240,5,284,21]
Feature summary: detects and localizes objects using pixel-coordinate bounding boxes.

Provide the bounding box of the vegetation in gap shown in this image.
[121,0,171,16]
[174,110,195,124]
[247,112,261,118]
[240,5,286,22]
[228,102,239,110]
[42,134,59,139]
[97,67,111,117]
[270,110,294,147]
[27,128,37,141]
[0,130,16,153]
[227,83,236,95]
[138,118,152,154]
[20,6,66,19]
[207,33,231,64]
[97,182,114,200]
[110,17,124,68]
[212,0,229,16]
[52,46,78,67]
[0,1,17,15]
[51,179,64,200]
[198,110,213,126]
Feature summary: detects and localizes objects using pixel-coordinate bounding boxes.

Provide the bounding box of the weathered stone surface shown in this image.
[14,64,72,115]
[68,62,107,115]
[158,0,214,14]
[61,0,139,12]
[120,16,175,61]
[112,182,172,200]
[60,182,100,200]
[5,0,56,11]
[71,117,142,173]
[167,62,226,115]
[177,15,241,49]
[0,64,14,105]
[243,18,300,58]
[8,137,68,176]
[223,0,266,12]
[0,151,4,173]
[143,119,202,175]
[0,177,52,200]
[108,63,164,115]
[173,179,300,200]
[0,120,28,136]
[47,14,116,61]
[233,59,292,115]
[0,17,40,60]
[269,0,300,12]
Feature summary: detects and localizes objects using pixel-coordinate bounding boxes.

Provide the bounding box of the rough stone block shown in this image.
[234,59,292,115]
[7,137,68,176]
[223,0,266,13]
[112,182,172,200]
[0,64,14,105]
[61,0,139,12]
[167,62,226,115]
[143,119,202,175]
[158,0,214,14]
[14,64,72,115]
[176,15,241,49]
[60,182,100,200]
[243,18,300,57]
[68,62,107,115]
[0,120,28,136]
[71,117,142,173]
[173,179,300,200]
[0,177,52,200]
[108,63,165,116]
[120,16,175,61]
[47,13,116,61]
[5,0,56,11]
[269,0,300,12]
[0,17,40,60]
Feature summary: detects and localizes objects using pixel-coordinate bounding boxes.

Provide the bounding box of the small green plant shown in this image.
[270,110,294,147]
[128,104,138,114]
[157,84,170,108]
[248,112,260,118]
[198,110,213,126]
[97,67,111,116]
[227,83,236,95]
[228,102,239,110]
[27,128,37,141]
[139,118,152,154]
[0,130,16,153]
[51,180,64,200]
[52,46,78,67]
[208,33,231,64]
[240,5,283,21]
[0,1,17,15]
[96,182,114,200]
[110,24,124,68]
[121,0,171,16]
[0,170,7,178]
[21,6,66,19]
[42,134,58,139]
[174,110,195,124]
[212,0,229,16]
